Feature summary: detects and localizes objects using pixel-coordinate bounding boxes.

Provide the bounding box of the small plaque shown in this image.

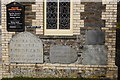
[9,32,43,63]
[50,45,78,64]
[85,30,105,45]
[82,45,107,65]
[6,2,25,32]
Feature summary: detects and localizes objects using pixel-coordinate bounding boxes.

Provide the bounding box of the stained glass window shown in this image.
[59,2,70,29]
[46,0,70,29]
[46,1,57,29]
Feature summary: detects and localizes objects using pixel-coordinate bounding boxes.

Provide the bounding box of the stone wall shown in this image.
[1,0,118,79]
[81,2,105,28]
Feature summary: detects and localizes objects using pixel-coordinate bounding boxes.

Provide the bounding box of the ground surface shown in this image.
[1,78,111,80]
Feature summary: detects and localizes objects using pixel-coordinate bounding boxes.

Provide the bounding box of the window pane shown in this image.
[46,0,57,29]
[59,1,70,29]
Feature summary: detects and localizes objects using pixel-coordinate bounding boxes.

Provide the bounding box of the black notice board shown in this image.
[6,2,25,32]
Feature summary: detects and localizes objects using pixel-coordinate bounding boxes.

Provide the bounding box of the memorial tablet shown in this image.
[6,2,25,32]
[85,30,105,45]
[82,45,107,65]
[9,32,43,63]
[50,45,78,64]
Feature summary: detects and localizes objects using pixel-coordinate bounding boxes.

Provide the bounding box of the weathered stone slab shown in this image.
[82,45,107,65]
[9,31,43,63]
[50,45,78,64]
[85,30,105,45]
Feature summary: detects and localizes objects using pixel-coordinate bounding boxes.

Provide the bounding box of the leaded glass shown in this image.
[59,2,70,29]
[46,0,57,29]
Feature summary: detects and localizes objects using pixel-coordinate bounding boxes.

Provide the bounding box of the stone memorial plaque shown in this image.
[6,2,25,32]
[85,30,105,45]
[50,45,78,64]
[82,45,107,65]
[9,31,43,63]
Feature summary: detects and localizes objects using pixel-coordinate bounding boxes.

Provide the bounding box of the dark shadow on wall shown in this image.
[116,1,120,80]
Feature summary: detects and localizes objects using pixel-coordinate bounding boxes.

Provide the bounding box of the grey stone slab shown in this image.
[85,30,105,45]
[82,45,107,65]
[50,45,78,64]
[9,31,43,63]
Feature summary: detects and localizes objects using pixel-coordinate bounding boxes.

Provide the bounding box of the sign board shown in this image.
[6,2,25,32]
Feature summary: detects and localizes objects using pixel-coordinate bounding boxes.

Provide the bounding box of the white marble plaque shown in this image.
[9,31,43,63]
[50,45,78,64]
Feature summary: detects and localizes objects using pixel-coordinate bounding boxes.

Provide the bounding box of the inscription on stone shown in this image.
[10,31,43,63]
[82,45,107,65]
[50,45,78,64]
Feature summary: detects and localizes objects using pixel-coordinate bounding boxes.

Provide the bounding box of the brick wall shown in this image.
[1,0,118,79]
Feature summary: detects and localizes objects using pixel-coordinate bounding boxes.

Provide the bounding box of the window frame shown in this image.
[44,0,73,36]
